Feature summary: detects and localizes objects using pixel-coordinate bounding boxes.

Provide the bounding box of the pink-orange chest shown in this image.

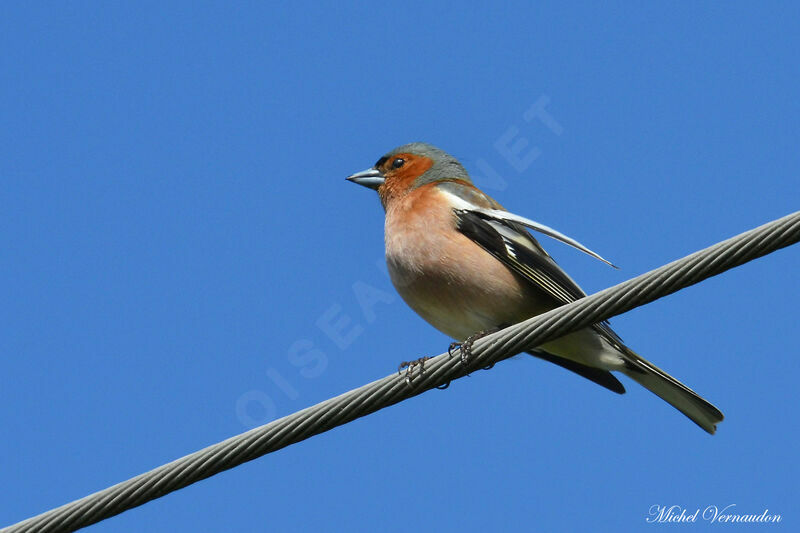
[383,186,462,279]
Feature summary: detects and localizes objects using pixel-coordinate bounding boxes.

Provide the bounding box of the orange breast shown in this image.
[383,184,546,339]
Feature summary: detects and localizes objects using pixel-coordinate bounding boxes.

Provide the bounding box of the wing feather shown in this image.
[436,181,625,348]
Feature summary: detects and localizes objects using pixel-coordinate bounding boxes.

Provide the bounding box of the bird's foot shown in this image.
[398,357,431,385]
[448,328,500,368]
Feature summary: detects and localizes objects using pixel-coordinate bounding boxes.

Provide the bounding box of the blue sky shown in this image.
[2,2,798,531]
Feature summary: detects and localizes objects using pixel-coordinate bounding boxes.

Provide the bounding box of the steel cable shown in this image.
[4,210,799,533]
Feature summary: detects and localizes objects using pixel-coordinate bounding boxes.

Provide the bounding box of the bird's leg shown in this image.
[398,356,430,385]
[449,328,501,367]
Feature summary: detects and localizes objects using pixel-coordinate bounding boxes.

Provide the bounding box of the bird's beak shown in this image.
[346,167,385,190]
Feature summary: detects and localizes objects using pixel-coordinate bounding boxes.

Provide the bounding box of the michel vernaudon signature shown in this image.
[647,504,782,524]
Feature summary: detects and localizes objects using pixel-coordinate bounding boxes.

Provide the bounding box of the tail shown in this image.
[619,347,724,434]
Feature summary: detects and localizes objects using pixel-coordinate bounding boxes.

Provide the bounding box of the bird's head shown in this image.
[346,142,471,208]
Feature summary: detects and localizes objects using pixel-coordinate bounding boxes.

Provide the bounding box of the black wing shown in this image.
[455,208,626,394]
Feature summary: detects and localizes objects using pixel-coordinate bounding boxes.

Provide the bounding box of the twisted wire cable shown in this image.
[4,210,799,533]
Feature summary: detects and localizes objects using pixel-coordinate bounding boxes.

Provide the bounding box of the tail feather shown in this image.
[619,347,724,434]
[527,350,626,394]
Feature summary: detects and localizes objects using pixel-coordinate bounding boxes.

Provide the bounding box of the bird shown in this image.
[346,142,724,434]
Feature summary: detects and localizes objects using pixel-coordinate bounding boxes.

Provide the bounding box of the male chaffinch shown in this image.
[347,142,723,434]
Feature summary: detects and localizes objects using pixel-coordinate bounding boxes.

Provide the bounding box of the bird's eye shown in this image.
[392,158,405,169]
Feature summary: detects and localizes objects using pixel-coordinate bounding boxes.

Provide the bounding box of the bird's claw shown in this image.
[448,342,462,359]
[449,328,500,366]
[448,335,478,365]
[401,328,500,387]
[398,356,430,385]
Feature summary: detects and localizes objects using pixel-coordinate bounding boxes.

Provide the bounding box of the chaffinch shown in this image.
[347,142,723,434]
